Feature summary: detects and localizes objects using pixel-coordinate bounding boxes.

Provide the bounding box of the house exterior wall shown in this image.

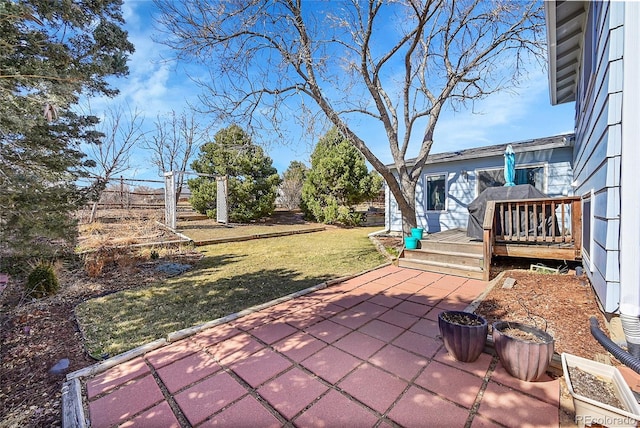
[572,2,624,312]
[386,144,573,234]
[618,2,640,317]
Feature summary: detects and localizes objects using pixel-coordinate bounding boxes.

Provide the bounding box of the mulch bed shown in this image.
[475,270,609,360]
[0,252,201,427]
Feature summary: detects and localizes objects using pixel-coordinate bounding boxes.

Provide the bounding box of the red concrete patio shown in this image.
[79,265,561,427]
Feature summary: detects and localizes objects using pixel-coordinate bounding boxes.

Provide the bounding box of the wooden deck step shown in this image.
[402,247,483,268]
[417,240,483,256]
[398,229,486,279]
[398,256,485,280]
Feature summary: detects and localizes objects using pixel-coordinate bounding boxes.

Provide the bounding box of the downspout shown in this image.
[618,1,640,357]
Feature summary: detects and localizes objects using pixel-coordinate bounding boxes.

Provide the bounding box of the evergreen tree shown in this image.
[188,125,280,222]
[302,128,382,225]
[0,1,134,260]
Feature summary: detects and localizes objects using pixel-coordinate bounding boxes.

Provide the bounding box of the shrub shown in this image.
[25,262,59,298]
[301,127,381,225]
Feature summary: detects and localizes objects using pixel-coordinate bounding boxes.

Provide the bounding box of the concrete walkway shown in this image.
[79,266,561,427]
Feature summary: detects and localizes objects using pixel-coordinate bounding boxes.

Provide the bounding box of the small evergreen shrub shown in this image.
[25,262,59,298]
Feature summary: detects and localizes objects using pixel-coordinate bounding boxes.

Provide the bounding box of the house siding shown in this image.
[386,142,573,234]
[572,1,623,312]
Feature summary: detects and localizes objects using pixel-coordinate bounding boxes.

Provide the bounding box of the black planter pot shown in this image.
[438,311,488,363]
[492,321,555,382]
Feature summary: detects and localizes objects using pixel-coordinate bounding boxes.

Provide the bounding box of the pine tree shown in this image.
[0,1,134,261]
[188,125,281,222]
[302,128,382,225]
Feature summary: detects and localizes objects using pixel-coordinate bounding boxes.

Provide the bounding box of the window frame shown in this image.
[424,172,448,212]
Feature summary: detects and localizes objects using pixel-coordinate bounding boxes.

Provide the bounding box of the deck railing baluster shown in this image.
[542,201,547,241]
[511,202,521,241]
[499,203,504,240]
[561,203,567,243]
[533,203,538,239]
[551,201,558,242]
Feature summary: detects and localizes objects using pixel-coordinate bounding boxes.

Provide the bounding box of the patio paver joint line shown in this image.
[146,359,192,428]
[463,353,499,428]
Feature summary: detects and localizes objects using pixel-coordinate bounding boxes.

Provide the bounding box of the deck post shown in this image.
[482,201,496,281]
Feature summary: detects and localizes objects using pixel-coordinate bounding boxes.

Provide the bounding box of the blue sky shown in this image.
[89,0,576,186]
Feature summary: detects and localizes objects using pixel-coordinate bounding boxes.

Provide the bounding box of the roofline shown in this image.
[389,133,575,170]
[545,0,560,105]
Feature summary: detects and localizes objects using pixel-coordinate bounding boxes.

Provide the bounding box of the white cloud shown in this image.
[121,0,141,28]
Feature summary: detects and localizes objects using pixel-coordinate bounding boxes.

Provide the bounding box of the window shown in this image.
[477,166,545,195]
[426,174,446,211]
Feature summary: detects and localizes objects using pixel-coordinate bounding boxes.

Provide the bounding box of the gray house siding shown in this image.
[571,1,623,312]
[386,137,574,234]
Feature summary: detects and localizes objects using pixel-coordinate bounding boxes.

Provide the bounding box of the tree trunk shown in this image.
[175,173,184,203]
[401,206,417,236]
[387,172,418,236]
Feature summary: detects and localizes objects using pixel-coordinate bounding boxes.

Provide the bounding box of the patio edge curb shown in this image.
[463,270,506,313]
[61,378,87,428]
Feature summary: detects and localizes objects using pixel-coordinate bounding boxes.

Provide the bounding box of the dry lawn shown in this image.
[75,226,387,357]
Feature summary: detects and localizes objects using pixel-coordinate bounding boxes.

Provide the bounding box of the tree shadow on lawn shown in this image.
[76,261,335,358]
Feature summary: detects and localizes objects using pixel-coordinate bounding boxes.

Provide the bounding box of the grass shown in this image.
[176,219,324,242]
[75,227,386,358]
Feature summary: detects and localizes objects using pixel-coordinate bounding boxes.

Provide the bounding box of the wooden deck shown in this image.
[421,228,479,244]
[399,196,582,280]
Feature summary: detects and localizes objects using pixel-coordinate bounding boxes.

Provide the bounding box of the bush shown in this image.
[303,195,362,225]
[25,262,59,298]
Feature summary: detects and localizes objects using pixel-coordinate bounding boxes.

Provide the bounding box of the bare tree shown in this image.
[279,160,307,210]
[155,0,545,233]
[142,109,209,202]
[85,106,145,222]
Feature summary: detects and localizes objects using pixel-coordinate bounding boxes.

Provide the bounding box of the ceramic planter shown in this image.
[492,321,554,381]
[438,311,488,363]
[562,353,640,428]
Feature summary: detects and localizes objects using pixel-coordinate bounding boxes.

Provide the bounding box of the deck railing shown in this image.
[482,196,582,280]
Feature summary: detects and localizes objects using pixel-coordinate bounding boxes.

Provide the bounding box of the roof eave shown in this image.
[545,1,560,105]
[391,134,575,170]
[544,0,587,106]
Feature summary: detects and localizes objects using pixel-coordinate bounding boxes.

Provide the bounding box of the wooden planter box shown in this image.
[562,353,640,428]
